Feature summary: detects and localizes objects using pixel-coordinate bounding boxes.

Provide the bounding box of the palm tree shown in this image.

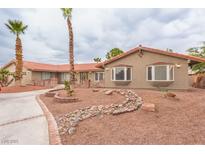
[61,8,75,84]
[5,20,28,85]
[93,57,102,63]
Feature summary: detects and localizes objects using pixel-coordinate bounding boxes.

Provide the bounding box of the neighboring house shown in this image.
[2,45,205,89]
[2,60,104,87]
[96,45,205,89]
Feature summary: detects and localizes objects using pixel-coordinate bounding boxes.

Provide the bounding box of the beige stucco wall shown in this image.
[104,51,190,89]
[32,71,42,80]
[3,63,32,86]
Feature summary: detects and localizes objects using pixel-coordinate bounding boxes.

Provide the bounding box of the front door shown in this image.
[80,72,89,84]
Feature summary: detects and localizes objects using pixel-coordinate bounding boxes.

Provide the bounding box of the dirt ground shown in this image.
[41,88,205,144]
[0,85,47,93]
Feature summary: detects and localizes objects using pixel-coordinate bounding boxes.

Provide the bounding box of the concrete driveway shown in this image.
[0,90,49,145]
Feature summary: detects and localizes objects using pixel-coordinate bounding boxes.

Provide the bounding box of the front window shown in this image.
[115,67,125,80]
[95,72,104,81]
[126,67,131,80]
[155,66,167,80]
[147,65,174,81]
[41,72,51,80]
[112,67,132,81]
[147,66,152,80]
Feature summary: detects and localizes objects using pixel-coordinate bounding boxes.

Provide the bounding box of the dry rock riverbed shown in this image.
[57,89,143,135]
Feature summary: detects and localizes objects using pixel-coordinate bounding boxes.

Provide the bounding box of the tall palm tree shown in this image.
[5,20,28,85]
[61,8,75,84]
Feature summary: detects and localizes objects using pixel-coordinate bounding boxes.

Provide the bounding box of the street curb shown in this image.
[36,95,62,145]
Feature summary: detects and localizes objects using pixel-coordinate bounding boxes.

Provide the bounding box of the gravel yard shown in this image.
[40,88,125,117]
[40,88,205,144]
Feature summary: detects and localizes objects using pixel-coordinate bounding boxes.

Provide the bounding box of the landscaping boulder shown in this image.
[141,103,155,112]
[164,92,176,98]
[92,89,99,92]
[105,90,113,95]
[102,89,108,92]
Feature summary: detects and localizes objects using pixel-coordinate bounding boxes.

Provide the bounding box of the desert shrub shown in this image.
[64,80,73,96]
[0,69,14,87]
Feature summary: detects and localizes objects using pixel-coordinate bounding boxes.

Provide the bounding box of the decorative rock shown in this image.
[92,89,99,92]
[98,105,104,111]
[105,90,113,95]
[70,121,78,127]
[68,127,76,135]
[90,105,98,111]
[81,113,92,119]
[57,89,144,136]
[102,89,108,92]
[164,92,176,98]
[121,92,125,95]
[141,103,155,112]
[112,108,127,115]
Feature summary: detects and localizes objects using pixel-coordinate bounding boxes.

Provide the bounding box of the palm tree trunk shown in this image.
[67,17,75,84]
[15,35,23,86]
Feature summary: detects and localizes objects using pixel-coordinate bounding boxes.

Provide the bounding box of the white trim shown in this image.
[111,67,132,81]
[146,64,175,82]
[152,66,155,80]
[166,65,169,80]
[169,65,175,81]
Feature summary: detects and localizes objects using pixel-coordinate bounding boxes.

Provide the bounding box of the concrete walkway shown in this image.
[0,90,50,145]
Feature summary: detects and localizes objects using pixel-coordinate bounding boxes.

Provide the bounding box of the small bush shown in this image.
[64,80,74,96]
[0,69,14,87]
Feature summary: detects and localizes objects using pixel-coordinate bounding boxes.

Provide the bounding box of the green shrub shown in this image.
[0,69,14,87]
[64,80,73,96]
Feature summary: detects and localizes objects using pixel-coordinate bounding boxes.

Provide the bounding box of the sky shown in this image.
[0,8,205,66]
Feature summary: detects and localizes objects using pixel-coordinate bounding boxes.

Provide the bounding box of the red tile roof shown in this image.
[2,60,103,72]
[23,61,103,72]
[96,45,205,68]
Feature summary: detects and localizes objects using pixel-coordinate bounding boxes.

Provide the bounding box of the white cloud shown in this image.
[1,8,205,66]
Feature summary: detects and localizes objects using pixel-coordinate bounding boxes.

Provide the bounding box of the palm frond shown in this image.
[192,62,205,73]
[5,19,28,36]
[21,25,28,34]
[61,8,72,19]
[5,23,16,34]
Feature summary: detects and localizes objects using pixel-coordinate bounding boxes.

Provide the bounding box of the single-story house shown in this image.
[96,45,205,89]
[1,60,104,88]
[2,45,205,89]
